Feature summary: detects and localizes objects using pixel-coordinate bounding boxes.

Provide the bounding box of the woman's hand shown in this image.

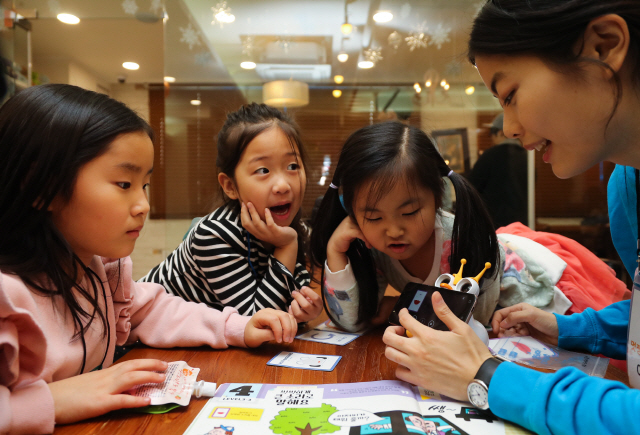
[48,359,168,424]
[326,216,370,272]
[382,292,492,401]
[491,303,559,345]
[241,201,297,249]
[244,308,298,347]
[289,286,323,322]
[371,295,399,326]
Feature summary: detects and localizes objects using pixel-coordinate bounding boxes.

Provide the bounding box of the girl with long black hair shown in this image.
[309,121,502,332]
[0,85,297,433]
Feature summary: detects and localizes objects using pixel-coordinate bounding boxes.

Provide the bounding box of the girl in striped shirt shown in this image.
[141,103,322,322]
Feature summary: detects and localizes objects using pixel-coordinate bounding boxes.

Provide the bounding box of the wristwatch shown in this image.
[466,356,505,410]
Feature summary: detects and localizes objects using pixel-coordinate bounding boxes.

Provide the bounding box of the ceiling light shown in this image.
[341,22,353,35]
[57,13,80,24]
[425,80,432,87]
[465,85,475,95]
[358,60,374,69]
[215,10,235,23]
[190,100,202,106]
[373,11,393,23]
[240,61,256,70]
[414,82,422,93]
[333,90,342,98]
[440,79,447,87]
[122,62,139,70]
[337,52,349,63]
[444,83,450,90]
[263,80,309,108]
[334,75,344,84]
[164,76,176,83]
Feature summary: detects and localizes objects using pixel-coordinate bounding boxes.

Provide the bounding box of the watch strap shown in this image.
[473,357,503,388]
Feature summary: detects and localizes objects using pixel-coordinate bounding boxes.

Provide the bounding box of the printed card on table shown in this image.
[267,351,341,371]
[295,328,359,346]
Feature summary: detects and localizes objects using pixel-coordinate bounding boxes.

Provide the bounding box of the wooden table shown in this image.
[53,317,629,434]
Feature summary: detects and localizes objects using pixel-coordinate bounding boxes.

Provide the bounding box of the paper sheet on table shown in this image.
[489,335,609,377]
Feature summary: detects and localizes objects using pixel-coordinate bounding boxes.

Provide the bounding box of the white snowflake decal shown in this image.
[150,0,163,13]
[430,23,451,49]
[242,35,254,56]
[388,31,402,50]
[122,0,138,15]
[363,47,383,64]
[405,31,429,51]
[180,23,202,50]
[211,1,235,28]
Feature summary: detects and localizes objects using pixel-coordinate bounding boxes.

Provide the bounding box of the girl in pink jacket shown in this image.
[0,84,298,434]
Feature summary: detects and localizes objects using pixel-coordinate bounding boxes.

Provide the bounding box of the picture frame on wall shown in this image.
[430,128,470,175]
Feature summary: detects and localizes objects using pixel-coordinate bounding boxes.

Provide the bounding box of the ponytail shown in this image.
[446,170,500,282]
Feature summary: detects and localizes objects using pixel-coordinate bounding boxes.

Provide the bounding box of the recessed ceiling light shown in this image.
[164,76,176,83]
[334,75,344,84]
[358,60,374,69]
[190,100,202,106]
[373,11,393,23]
[332,90,342,98]
[57,13,80,24]
[240,61,256,70]
[465,85,475,95]
[337,52,349,63]
[122,62,140,70]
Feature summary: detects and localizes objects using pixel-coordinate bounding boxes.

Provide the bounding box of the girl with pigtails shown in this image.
[309,121,503,332]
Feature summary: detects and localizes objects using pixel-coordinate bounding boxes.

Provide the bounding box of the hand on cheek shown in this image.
[240,202,297,248]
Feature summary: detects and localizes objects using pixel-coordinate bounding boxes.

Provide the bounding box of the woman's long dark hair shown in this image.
[216,103,309,265]
[309,122,499,326]
[469,0,640,118]
[0,84,153,373]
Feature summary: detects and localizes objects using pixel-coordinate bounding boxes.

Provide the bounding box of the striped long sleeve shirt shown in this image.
[139,204,311,315]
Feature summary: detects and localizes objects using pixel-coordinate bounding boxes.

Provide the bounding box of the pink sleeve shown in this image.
[0,274,56,434]
[105,258,250,349]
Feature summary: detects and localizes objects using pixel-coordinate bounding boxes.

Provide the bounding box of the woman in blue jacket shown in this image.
[383,1,640,434]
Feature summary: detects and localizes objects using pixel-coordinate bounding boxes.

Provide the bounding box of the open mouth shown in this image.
[388,243,409,253]
[536,139,550,153]
[270,203,291,216]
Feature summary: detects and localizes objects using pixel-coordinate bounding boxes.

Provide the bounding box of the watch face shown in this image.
[467,381,489,410]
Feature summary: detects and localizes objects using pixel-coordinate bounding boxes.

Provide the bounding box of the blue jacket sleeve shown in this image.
[490,362,640,435]
[607,164,638,277]
[555,300,629,360]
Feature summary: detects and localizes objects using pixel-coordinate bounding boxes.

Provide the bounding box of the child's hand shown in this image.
[491,303,559,344]
[326,216,370,272]
[382,292,492,401]
[289,286,323,322]
[245,308,298,347]
[371,295,399,325]
[241,201,297,248]
[47,359,168,424]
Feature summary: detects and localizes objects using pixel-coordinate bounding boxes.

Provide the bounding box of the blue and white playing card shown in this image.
[267,351,341,371]
[296,329,359,346]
